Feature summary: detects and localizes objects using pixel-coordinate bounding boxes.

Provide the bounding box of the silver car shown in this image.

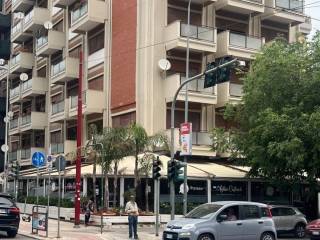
[270,206,307,238]
[163,201,277,240]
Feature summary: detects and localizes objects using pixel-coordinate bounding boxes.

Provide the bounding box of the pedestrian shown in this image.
[84,198,94,226]
[125,194,139,239]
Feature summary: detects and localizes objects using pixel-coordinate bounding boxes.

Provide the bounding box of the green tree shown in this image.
[211,34,320,187]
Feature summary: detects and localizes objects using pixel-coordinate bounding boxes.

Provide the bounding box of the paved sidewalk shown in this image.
[18,218,163,240]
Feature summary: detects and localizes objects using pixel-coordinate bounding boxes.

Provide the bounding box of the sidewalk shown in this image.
[19,218,163,240]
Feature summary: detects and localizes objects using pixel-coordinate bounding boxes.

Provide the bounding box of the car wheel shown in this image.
[7,230,17,238]
[295,223,306,238]
[260,232,275,240]
[198,233,214,240]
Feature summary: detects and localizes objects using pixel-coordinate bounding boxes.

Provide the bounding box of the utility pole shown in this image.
[74,50,83,227]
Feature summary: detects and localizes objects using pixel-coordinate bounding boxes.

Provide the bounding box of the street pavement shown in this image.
[0,231,35,239]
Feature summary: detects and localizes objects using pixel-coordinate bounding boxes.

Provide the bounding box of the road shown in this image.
[0,231,35,239]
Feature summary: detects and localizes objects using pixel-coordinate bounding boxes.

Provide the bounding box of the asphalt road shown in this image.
[0,231,35,239]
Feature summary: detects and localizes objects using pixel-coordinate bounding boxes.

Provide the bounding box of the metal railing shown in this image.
[20,148,31,159]
[11,21,22,37]
[192,131,211,145]
[181,76,215,94]
[52,101,65,115]
[9,118,18,129]
[20,114,31,126]
[276,0,304,12]
[51,60,66,77]
[181,23,215,42]
[229,32,263,50]
[51,143,64,155]
[11,54,21,66]
[10,86,20,98]
[36,35,48,49]
[230,83,243,97]
[21,79,32,92]
[8,151,17,161]
[23,9,34,25]
[71,1,88,25]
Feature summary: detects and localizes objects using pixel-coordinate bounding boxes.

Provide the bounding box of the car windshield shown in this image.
[185,204,222,219]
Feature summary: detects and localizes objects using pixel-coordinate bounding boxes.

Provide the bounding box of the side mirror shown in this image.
[217,214,228,223]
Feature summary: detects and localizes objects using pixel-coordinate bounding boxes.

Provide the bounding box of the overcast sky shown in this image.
[305,0,320,37]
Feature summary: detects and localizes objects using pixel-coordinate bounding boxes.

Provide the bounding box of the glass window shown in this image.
[0,197,13,205]
[280,207,296,216]
[185,203,222,219]
[271,207,281,216]
[218,206,240,221]
[242,205,260,219]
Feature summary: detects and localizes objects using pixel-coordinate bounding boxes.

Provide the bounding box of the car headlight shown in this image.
[182,224,195,230]
[180,232,192,236]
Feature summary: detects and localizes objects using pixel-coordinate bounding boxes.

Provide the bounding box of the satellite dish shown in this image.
[158,59,171,71]
[44,21,53,30]
[7,111,13,118]
[1,144,9,153]
[20,73,28,81]
[3,117,9,123]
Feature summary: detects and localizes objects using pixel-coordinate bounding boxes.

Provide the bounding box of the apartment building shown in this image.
[0,0,311,171]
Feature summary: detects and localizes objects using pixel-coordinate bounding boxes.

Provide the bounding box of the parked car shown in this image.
[0,193,20,238]
[306,219,320,240]
[269,205,307,238]
[163,201,277,240]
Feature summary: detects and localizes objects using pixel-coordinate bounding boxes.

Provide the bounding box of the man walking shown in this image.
[125,194,139,239]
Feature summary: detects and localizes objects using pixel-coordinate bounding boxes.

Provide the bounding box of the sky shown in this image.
[305,0,320,37]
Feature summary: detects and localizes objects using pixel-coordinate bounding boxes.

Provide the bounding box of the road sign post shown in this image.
[55,155,65,238]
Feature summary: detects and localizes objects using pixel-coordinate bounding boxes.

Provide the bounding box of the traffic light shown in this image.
[204,62,217,88]
[216,56,233,84]
[167,160,175,181]
[174,160,186,183]
[152,156,161,180]
[11,161,19,178]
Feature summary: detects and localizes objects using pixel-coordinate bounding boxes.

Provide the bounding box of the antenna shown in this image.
[158,59,171,71]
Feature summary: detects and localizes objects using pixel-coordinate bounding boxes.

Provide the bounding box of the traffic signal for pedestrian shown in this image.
[167,160,175,181]
[11,161,19,177]
[152,156,161,180]
[204,62,217,88]
[216,56,233,84]
[174,160,186,183]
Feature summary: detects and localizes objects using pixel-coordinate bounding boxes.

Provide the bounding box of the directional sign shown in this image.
[32,152,46,168]
[55,155,66,172]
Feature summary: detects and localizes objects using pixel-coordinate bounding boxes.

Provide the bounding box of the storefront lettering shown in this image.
[189,186,205,191]
[213,185,243,194]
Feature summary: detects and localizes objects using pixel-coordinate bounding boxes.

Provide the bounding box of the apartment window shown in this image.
[37,66,46,78]
[21,135,31,148]
[88,31,104,54]
[69,46,81,58]
[112,112,136,127]
[51,131,62,143]
[67,127,77,140]
[35,96,46,112]
[88,75,103,90]
[54,20,63,32]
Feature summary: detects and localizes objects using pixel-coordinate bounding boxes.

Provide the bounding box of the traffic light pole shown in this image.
[170,58,238,220]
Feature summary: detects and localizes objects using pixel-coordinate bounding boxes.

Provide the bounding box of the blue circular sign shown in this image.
[32,152,46,168]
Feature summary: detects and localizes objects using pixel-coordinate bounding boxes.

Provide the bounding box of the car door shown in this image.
[280,207,295,231]
[271,207,282,230]
[240,205,262,240]
[216,205,243,240]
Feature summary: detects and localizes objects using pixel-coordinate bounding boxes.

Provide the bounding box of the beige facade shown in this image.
[1,0,311,168]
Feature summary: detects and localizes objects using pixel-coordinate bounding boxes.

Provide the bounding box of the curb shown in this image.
[19,233,42,239]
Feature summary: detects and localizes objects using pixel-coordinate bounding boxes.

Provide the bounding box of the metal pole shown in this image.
[57,171,61,238]
[155,179,159,236]
[36,167,39,205]
[4,59,11,193]
[183,0,192,216]
[46,171,50,238]
[170,58,238,220]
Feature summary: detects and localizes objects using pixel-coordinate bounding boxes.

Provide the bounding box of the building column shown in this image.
[120,177,125,207]
[207,179,212,203]
[43,178,46,196]
[83,176,87,197]
[26,179,29,197]
[248,180,252,201]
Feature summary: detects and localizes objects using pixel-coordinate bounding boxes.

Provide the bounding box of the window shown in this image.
[271,208,281,217]
[88,31,104,54]
[277,207,296,216]
[51,131,62,143]
[88,75,103,90]
[218,206,240,221]
[261,207,272,217]
[242,205,260,219]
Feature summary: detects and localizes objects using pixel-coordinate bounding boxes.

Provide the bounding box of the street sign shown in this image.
[179,183,189,194]
[55,155,66,172]
[1,144,9,153]
[32,152,46,168]
[180,122,192,156]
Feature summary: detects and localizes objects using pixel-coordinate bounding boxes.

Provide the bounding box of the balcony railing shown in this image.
[20,148,31,159]
[52,101,65,115]
[51,60,66,77]
[21,79,32,92]
[36,35,48,49]
[276,0,304,12]
[11,54,21,66]
[51,143,64,155]
[8,151,17,161]
[20,114,31,126]
[71,2,88,25]
[181,23,215,42]
[192,131,211,145]
[229,32,263,50]
[11,21,22,36]
[10,118,19,129]
[10,86,20,98]
[181,76,215,94]
[23,9,34,25]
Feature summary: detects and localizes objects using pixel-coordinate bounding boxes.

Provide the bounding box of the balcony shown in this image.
[8,151,19,162]
[11,0,34,12]
[20,147,45,166]
[0,68,8,81]
[217,82,243,107]
[36,30,66,57]
[214,0,264,13]
[50,140,76,157]
[165,21,217,53]
[19,112,48,132]
[11,21,32,43]
[263,0,305,24]
[68,90,105,118]
[216,31,264,60]
[50,101,68,123]
[9,86,20,103]
[51,57,79,84]
[70,0,107,33]
[0,39,10,60]
[23,7,50,32]
[9,118,19,135]
[297,16,311,34]
[20,77,47,99]
[166,129,215,157]
[164,73,217,105]
[10,52,34,73]
[53,0,77,8]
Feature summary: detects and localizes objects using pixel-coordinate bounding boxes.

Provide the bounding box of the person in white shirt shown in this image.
[125,194,139,239]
